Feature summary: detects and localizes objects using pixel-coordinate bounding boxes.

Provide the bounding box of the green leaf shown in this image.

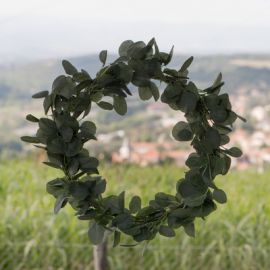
[129,196,141,213]
[43,95,52,114]
[88,222,105,245]
[32,91,49,99]
[179,56,193,72]
[54,194,68,214]
[177,88,198,113]
[224,147,242,158]
[21,136,40,143]
[213,72,222,88]
[76,80,92,91]
[62,60,78,75]
[145,59,161,77]
[93,179,106,195]
[211,155,229,177]
[164,46,174,65]
[159,225,175,237]
[220,134,230,145]
[43,161,62,169]
[177,172,208,207]
[80,121,96,137]
[67,159,79,176]
[131,72,150,87]
[169,208,192,219]
[39,118,57,134]
[155,192,176,207]
[222,111,237,125]
[73,70,91,82]
[26,114,39,122]
[127,41,146,59]
[118,191,125,212]
[113,231,121,247]
[52,76,76,99]
[97,101,114,110]
[113,96,127,115]
[210,108,228,123]
[161,83,182,104]
[99,50,107,66]
[90,92,104,103]
[79,156,99,173]
[78,209,96,220]
[47,138,65,154]
[185,153,206,168]
[138,86,152,100]
[119,40,134,57]
[69,181,90,200]
[118,63,133,83]
[46,178,67,197]
[223,155,231,175]
[172,121,193,141]
[150,82,160,101]
[213,189,227,204]
[184,222,195,237]
[48,153,63,168]
[163,68,179,77]
[65,138,83,157]
[204,128,221,151]
[214,124,232,135]
[59,126,73,143]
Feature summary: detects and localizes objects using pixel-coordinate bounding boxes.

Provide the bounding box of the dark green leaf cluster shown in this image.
[21,38,244,246]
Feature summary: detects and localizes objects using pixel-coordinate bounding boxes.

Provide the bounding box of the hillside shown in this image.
[1,54,270,100]
[0,54,270,155]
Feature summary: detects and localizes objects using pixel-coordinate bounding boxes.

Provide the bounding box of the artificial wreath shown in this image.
[21,38,244,246]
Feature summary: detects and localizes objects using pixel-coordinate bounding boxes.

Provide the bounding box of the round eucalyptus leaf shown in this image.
[97,101,113,110]
[179,56,194,72]
[118,40,134,57]
[99,50,107,66]
[26,114,39,123]
[80,121,96,136]
[129,196,141,213]
[54,194,68,214]
[20,136,40,144]
[113,96,127,115]
[88,222,105,245]
[177,90,198,113]
[32,90,49,99]
[224,147,243,158]
[62,60,78,75]
[213,189,227,204]
[184,222,195,237]
[172,121,193,141]
[204,128,221,151]
[159,225,175,237]
[150,82,160,101]
[138,86,152,100]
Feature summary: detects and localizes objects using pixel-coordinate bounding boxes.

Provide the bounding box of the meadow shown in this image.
[0,158,270,270]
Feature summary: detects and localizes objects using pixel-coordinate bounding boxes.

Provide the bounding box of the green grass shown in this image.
[1,159,270,270]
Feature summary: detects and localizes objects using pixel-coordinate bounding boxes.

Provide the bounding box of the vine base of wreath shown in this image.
[21,38,244,246]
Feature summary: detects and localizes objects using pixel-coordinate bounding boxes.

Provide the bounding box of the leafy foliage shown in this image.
[21,38,244,246]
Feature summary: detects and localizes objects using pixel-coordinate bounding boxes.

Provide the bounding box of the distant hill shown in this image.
[0,54,270,155]
[1,54,270,101]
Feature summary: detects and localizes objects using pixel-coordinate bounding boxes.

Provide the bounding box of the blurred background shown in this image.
[1,0,270,269]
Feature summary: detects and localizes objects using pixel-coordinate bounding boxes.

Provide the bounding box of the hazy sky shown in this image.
[1,0,270,63]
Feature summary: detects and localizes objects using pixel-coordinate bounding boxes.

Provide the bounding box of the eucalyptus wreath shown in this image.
[21,38,244,246]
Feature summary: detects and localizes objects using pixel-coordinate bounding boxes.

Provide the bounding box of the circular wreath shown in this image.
[21,38,244,246]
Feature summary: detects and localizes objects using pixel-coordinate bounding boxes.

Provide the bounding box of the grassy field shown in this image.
[0,158,270,270]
